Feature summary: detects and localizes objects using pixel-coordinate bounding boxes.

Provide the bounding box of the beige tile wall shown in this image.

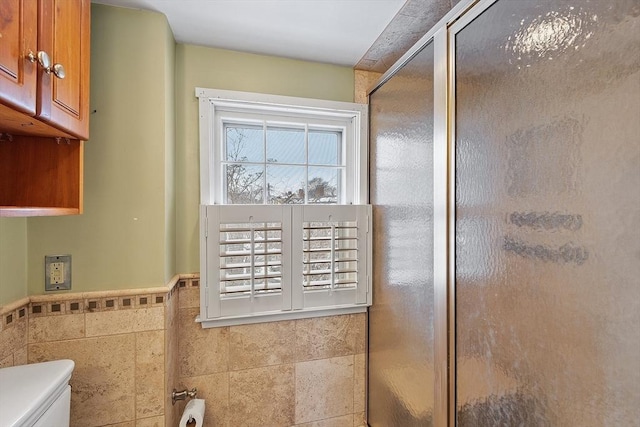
[0,298,29,368]
[176,283,367,427]
[354,70,383,104]
[0,288,172,427]
[165,280,181,427]
[27,290,169,427]
[0,276,368,427]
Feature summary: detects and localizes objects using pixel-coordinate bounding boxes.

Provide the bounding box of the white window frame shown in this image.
[198,88,368,206]
[197,88,371,327]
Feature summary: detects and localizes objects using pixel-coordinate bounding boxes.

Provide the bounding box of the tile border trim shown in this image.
[0,274,200,319]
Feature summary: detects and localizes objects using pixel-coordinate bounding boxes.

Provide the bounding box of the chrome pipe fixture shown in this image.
[172,388,197,405]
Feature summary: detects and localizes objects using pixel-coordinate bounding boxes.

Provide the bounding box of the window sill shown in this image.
[196,304,368,328]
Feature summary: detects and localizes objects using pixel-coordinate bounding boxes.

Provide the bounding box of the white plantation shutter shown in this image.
[292,205,371,310]
[200,204,371,326]
[219,222,283,295]
[202,205,292,320]
[302,221,358,290]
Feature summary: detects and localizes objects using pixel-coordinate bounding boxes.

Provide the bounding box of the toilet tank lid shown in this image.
[0,359,75,427]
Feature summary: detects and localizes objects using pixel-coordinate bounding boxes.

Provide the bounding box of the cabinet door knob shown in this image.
[26,50,52,71]
[52,63,66,79]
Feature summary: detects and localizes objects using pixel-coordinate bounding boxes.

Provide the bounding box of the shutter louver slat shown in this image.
[303,220,359,291]
[219,221,283,296]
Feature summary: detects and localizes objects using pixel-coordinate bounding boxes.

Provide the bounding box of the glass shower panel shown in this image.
[368,42,435,427]
[454,0,640,425]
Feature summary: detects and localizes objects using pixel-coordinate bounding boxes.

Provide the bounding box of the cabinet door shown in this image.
[37,0,90,140]
[0,0,38,115]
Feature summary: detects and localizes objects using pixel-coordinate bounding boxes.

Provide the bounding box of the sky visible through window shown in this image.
[224,124,343,204]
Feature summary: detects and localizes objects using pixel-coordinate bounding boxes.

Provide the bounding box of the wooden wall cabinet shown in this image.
[0,0,90,216]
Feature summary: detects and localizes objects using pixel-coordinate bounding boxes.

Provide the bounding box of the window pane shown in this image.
[309,130,341,165]
[267,165,306,204]
[225,125,263,162]
[225,164,264,204]
[266,127,305,164]
[308,167,339,204]
[222,122,350,205]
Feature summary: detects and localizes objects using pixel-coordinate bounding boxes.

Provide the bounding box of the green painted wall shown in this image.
[164,15,177,284]
[26,5,176,295]
[174,44,355,273]
[2,4,354,300]
[0,218,27,306]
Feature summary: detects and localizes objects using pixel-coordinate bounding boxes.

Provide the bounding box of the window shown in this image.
[197,88,371,327]
[223,123,344,204]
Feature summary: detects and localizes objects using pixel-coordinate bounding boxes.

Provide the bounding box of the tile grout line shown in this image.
[134,330,138,424]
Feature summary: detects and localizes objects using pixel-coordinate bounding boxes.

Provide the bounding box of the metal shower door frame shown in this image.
[368,0,499,425]
[445,1,513,425]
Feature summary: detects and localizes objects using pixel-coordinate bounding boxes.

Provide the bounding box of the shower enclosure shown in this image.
[367,0,640,425]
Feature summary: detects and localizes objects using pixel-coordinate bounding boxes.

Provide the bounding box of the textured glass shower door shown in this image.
[453,0,640,425]
[368,42,436,427]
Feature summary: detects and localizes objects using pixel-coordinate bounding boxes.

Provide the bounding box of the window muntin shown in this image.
[221,121,345,205]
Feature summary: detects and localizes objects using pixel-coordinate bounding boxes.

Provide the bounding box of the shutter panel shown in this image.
[203,205,292,320]
[294,205,371,309]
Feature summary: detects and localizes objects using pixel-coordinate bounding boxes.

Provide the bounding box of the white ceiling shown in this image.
[92,0,407,67]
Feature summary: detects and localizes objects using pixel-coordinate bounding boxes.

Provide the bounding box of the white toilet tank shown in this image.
[0,359,74,427]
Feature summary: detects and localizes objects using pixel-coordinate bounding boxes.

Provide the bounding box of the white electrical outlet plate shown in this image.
[45,255,72,291]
